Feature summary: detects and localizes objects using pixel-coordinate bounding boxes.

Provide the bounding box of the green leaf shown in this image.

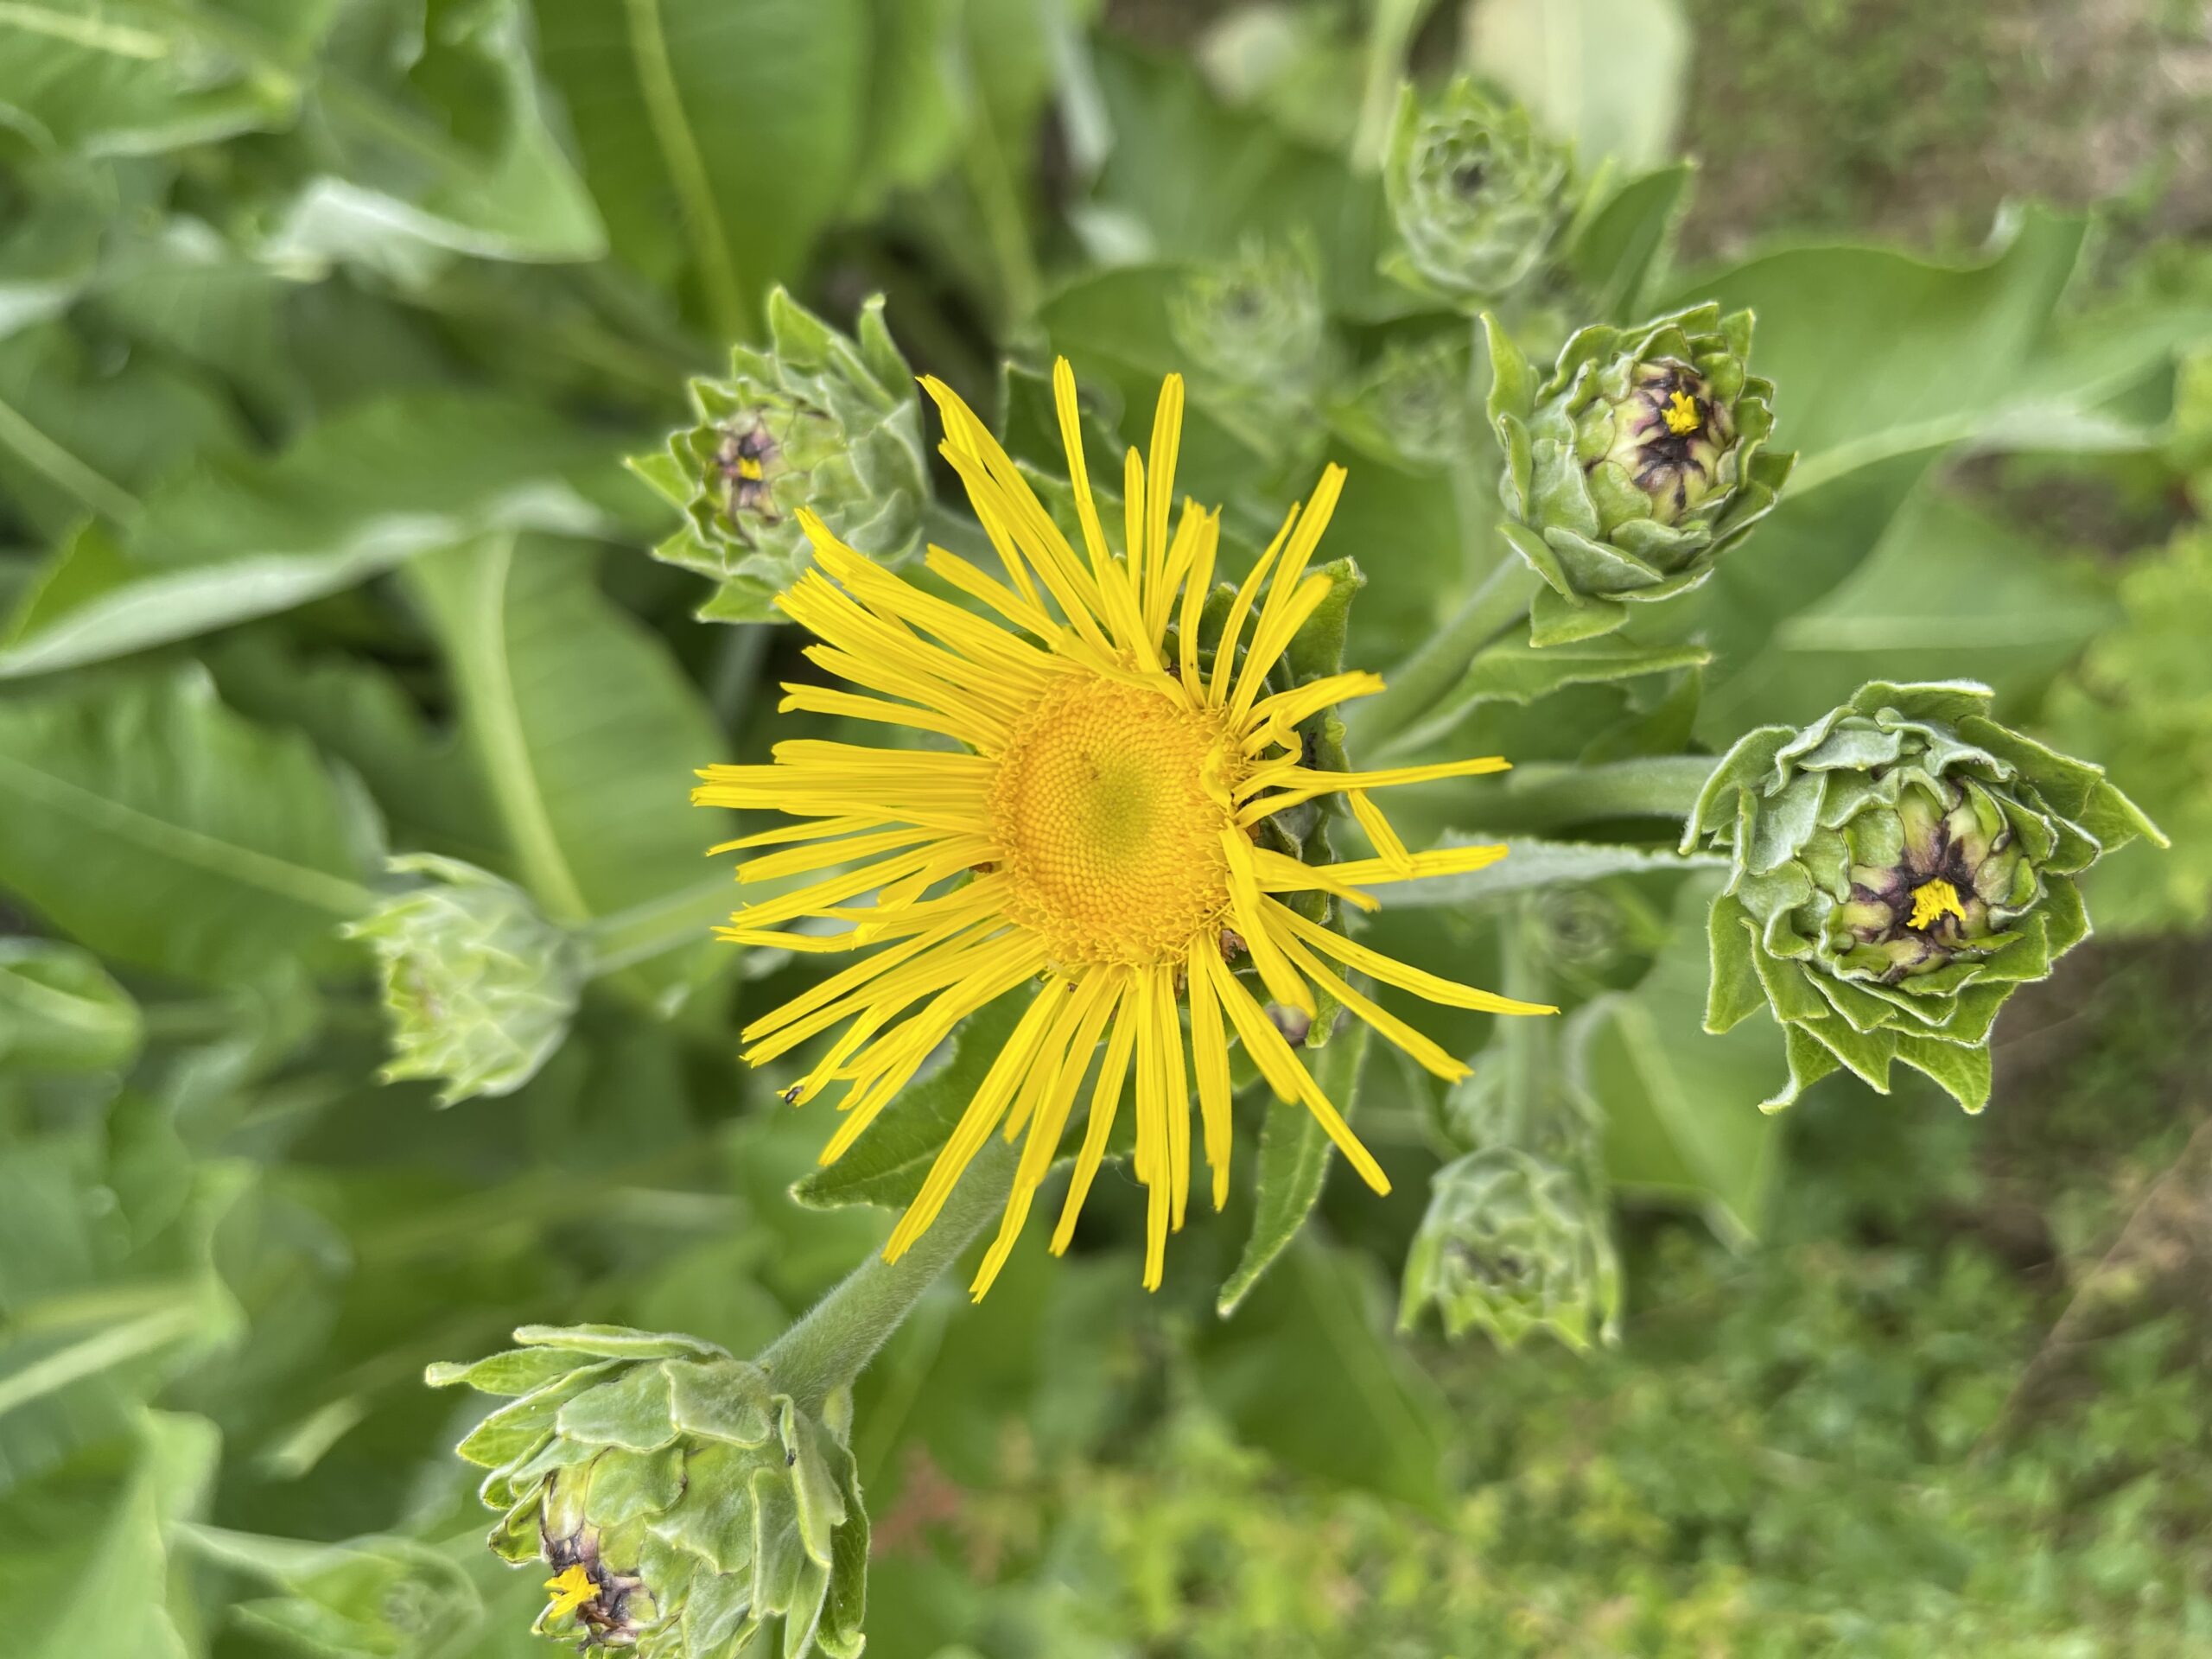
[0,665,375,984]
[1389,634,1710,753]
[1217,1020,1369,1317]
[404,533,729,995]
[791,995,1028,1211]
[0,1,314,158]
[1660,208,2190,493]
[0,319,241,541]
[1199,1236,1452,1512]
[206,636,498,861]
[0,938,140,1071]
[1380,835,1729,908]
[24,1409,218,1659]
[1578,874,1787,1239]
[1281,557,1364,686]
[260,0,607,279]
[181,1527,484,1659]
[0,393,622,679]
[845,0,968,215]
[533,0,871,340]
[1566,161,1694,320]
[1703,894,1765,1034]
[1700,478,2114,738]
[1466,0,1692,168]
[1892,1032,1993,1114]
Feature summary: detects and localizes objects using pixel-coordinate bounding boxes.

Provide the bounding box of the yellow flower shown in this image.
[696,360,1553,1295]
[543,1562,596,1619]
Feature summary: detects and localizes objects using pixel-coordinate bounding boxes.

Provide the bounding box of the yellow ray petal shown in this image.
[1199,946,1389,1193]
[1219,827,1317,1018]
[1270,899,1556,1015]
[1052,969,1140,1254]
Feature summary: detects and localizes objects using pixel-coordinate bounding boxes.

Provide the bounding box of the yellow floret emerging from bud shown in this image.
[1908,877,1967,931]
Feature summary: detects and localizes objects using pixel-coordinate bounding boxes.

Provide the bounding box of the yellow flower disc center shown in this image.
[990,676,1240,966]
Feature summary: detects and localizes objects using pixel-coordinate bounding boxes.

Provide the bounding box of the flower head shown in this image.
[430,1324,867,1659]
[627,289,931,623]
[1684,681,2164,1111]
[696,361,1553,1294]
[1400,1147,1621,1351]
[1487,302,1793,645]
[344,855,585,1106]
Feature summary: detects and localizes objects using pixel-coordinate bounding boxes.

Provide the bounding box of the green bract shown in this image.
[1486,302,1794,645]
[1682,681,2164,1113]
[627,289,930,624]
[1400,1147,1622,1351]
[1383,78,1575,302]
[344,855,585,1107]
[430,1325,867,1659]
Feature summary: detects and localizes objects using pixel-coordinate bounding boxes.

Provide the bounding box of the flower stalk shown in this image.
[761,1138,1020,1415]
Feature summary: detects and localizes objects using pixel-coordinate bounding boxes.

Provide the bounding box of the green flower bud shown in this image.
[1683,681,2164,1113]
[344,855,585,1107]
[1330,335,1474,474]
[1486,302,1795,645]
[1383,79,1574,302]
[628,289,930,624]
[429,1325,868,1659]
[1168,238,1328,402]
[1399,1147,1622,1351]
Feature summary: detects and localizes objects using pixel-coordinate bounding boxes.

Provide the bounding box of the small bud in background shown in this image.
[430,1324,868,1659]
[1487,302,1794,645]
[1400,1147,1622,1351]
[345,855,585,1107]
[1526,885,1627,978]
[1383,79,1575,303]
[1684,680,2166,1111]
[1330,334,1475,474]
[1170,238,1329,403]
[627,289,930,623]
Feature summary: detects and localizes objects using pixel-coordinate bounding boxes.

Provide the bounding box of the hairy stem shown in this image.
[760,1138,1020,1414]
[1351,557,1541,756]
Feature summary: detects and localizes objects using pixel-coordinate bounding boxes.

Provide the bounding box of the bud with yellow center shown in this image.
[430,1324,868,1659]
[1487,302,1793,645]
[1685,681,2164,1111]
[627,288,930,623]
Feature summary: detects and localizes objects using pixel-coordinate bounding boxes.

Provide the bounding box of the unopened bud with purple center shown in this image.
[1684,681,2164,1112]
[628,289,929,624]
[1487,302,1793,645]
[429,1324,868,1659]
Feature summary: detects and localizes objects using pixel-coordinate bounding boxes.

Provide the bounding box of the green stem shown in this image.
[577,877,731,977]
[0,393,141,524]
[707,620,772,729]
[1351,557,1541,756]
[761,1138,1020,1414]
[623,0,750,344]
[1351,0,1431,172]
[960,123,1040,325]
